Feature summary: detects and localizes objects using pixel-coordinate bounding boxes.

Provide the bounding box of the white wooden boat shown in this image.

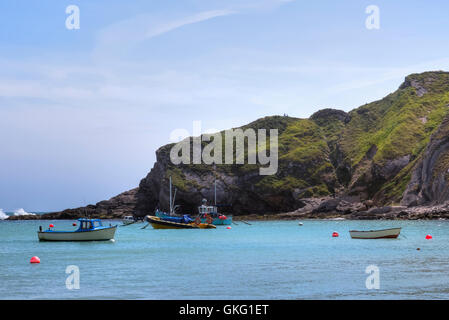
[38,218,117,241]
[349,227,401,239]
[122,215,135,225]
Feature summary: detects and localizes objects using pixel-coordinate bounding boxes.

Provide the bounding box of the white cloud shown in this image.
[144,10,236,39]
[93,9,235,59]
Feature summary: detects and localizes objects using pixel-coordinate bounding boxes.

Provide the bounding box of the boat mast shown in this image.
[214,179,217,206]
[172,188,177,214]
[169,176,172,214]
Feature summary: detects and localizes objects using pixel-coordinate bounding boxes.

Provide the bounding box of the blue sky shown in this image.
[1,0,449,212]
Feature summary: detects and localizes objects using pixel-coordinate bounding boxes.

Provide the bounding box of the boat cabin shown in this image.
[77,218,103,231]
[198,199,218,216]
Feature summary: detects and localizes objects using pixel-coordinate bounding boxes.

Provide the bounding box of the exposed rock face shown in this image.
[133,121,324,216]
[275,198,449,221]
[40,71,449,220]
[350,203,449,220]
[401,115,449,206]
[277,196,369,219]
[398,71,449,97]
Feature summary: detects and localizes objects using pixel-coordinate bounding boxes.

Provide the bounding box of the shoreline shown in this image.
[5,203,449,222]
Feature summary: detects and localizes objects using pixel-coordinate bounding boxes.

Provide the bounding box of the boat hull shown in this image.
[349,227,401,239]
[199,217,232,225]
[156,211,232,226]
[147,216,216,229]
[38,226,117,241]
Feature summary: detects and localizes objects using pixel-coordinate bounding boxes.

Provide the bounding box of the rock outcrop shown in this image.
[401,114,449,206]
[7,188,139,220]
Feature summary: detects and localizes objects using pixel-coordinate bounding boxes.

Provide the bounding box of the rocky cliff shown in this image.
[401,114,449,206]
[23,71,449,220]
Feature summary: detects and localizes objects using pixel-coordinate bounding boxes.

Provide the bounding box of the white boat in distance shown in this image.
[38,218,117,241]
[122,215,135,225]
[349,227,401,239]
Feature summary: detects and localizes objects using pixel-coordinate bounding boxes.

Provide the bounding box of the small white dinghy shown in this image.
[122,215,135,225]
[349,227,401,239]
[38,218,117,241]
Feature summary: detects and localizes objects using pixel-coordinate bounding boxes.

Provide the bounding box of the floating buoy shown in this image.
[30,256,40,264]
[298,222,303,226]
[222,215,227,220]
[425,234,432,240]
[72,223,77,226]
[227,226,232,229]
[417,248,421,251]
[332,232,339,237]
[49,224,54,228]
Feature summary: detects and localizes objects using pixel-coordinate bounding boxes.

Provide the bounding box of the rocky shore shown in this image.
[7,196,449,221]
[232,197,449,221]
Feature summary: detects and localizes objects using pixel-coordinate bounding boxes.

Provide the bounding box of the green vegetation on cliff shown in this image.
[341,73,449,167]
[160,71,449,208]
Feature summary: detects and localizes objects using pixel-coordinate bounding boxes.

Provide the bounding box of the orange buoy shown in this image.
[332,232,339,237]
[30,256,40,264]
[227,226,231,229]
[425,234,432,240]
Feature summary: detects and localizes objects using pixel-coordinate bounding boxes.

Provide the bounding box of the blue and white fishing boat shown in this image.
[37,218,117,241]
[156,178,232,226]
[197,199,232,226]
[197,179,232,225]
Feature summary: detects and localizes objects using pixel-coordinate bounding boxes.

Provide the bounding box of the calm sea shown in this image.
[0,219,448,299]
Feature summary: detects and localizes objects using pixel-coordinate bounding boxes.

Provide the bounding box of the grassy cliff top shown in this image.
[340,71,449,166]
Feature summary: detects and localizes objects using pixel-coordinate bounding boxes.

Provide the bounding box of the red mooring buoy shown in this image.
[426,234,432,240]
[227,226,232,230]
[49,224,54,228]
[30,256,40,264]
[332,232,339,237]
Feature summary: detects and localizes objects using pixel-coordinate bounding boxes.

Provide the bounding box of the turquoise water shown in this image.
[1,219,449,299]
